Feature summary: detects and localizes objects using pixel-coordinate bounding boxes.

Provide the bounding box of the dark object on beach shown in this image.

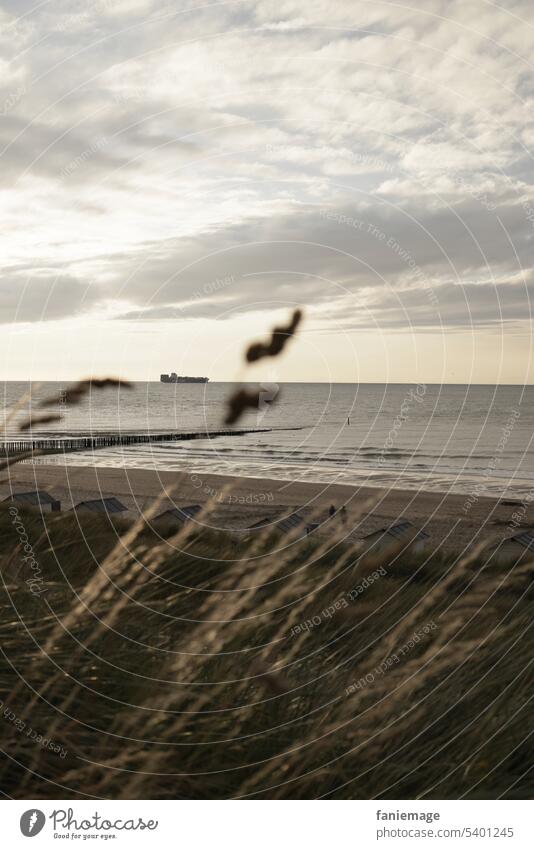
[360,518,430,555]
[489,528,534,565]
[38,377,132,408]
[245,309,302,363]
[72,496,127,515]
[248,512,314,538]
[153,504,202,525]
[275,512,307,535]
[329,504,337,518]
[4,490,60,512]
[225,388,269,425]
[18,413,62,432]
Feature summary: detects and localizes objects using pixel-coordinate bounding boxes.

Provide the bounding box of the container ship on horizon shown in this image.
[160,373,209,383]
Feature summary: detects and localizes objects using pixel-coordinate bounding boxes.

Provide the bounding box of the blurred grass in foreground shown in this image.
[0,502,532,800]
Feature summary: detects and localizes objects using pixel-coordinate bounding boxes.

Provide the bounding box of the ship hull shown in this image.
[160,374,209,383]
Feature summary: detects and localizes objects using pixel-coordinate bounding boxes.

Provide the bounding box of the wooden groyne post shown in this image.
[0,427,274,457]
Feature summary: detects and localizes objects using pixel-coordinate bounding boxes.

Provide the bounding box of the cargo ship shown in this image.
[160,373,209,383]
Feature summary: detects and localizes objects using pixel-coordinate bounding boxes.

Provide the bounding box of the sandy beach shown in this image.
[3,461,531,556]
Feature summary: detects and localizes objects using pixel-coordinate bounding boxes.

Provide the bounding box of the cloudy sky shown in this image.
[1,0,534,382]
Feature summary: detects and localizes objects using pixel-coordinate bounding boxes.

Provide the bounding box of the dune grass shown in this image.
[0,501,532,799]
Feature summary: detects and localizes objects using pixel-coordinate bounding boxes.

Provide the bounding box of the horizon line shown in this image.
[1,379,533,387]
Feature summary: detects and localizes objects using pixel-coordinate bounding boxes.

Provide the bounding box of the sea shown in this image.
[2,381,534,499]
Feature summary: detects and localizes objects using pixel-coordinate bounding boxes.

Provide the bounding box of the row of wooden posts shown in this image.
[1,427,273,456]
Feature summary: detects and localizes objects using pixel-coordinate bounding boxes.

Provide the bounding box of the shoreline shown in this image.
[4,462,532,556]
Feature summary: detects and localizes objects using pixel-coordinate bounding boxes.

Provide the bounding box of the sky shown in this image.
[1,0,534,383]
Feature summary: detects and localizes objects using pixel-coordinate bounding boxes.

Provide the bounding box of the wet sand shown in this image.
[3,462,531,556]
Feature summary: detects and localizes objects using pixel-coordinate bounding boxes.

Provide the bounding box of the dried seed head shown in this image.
[245,309,303,363]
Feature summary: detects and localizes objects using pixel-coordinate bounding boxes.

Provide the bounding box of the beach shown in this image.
[4,462,530,556]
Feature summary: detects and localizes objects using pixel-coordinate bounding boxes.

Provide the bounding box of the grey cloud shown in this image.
[117,301,241,320]
[0,116,124,185]
[105,195,534,313]
[0,0,533,339]
[325,277,534,332]
[0,273,101,323]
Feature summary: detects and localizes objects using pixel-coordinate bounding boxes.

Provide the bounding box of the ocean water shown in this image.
[2,381,534,498]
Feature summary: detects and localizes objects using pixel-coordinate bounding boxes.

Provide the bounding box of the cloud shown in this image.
[101,193,533,323]
[344,277,534,331]
[0,273,101,324]
[0,0,532,344]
